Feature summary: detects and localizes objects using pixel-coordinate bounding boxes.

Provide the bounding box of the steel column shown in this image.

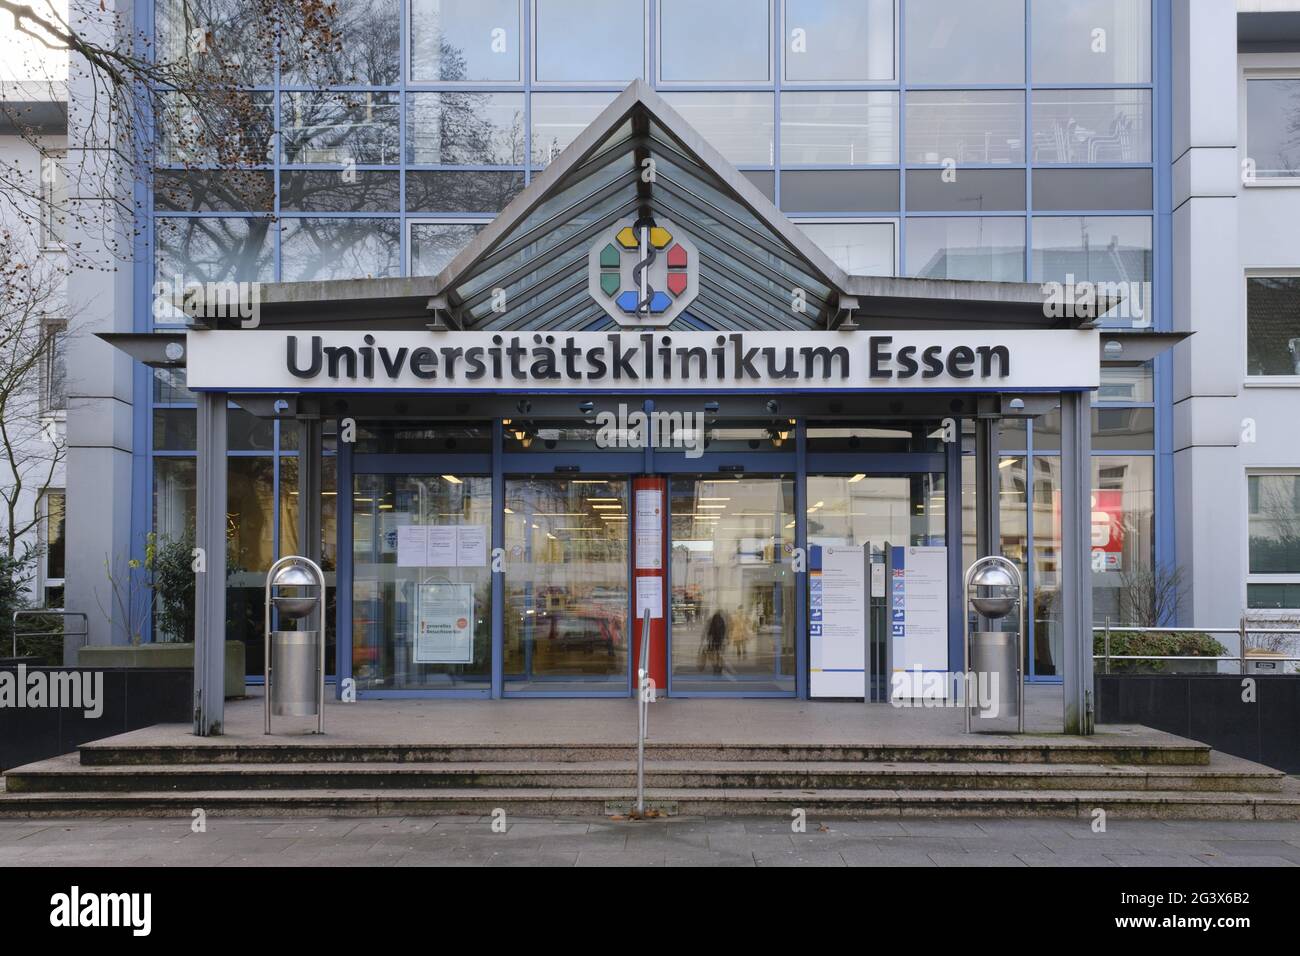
[1060,390,1095,735]
[974,417,1000,560]
[194,391,228,736]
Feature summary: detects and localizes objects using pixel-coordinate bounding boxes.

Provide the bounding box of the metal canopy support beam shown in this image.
[974,416,1000,561]
[296,417,324,675]
[297,418,323,565]
[1060,390,1095,735]
[194,391,228,736]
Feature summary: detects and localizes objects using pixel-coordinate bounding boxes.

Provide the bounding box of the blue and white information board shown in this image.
[810,544,867,698]
[889,546,949,700]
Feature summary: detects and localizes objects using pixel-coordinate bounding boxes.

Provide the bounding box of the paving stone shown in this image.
[484,850,579,867]
[1195,854,1297,867]
[576,849,667,867]
[1107,853,1210,867]
[837,846,937,866]
[928,851,1029,867]
[753,849,847,867]
[1206,839,1300,861]
[1016,852,1118,867]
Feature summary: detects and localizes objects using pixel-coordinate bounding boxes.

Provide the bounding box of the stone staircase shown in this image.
[3,737,1298,819]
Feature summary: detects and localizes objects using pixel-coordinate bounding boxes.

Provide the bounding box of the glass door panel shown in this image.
[807,473,947,699]
[351,473,493,691]
[669,475,796,695]
[503,476,630,693]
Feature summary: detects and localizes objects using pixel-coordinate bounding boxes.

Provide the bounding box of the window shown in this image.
[410,0,522,83]
[905,217,1026,282]
[531,92,619,167]
[280,0,400,86]
[1031,90,1152,164]
[280,218,401,282]
[904,0,1024,85]
[782,0,894,82]
[40,491,65,608]
[1246,79,1300,181]
[407,92,525,166]
[781,91,898,166]
[39,150,66,248]
[659,92,774,165]
[1031,216,1152,327]
[40,319,67,414]
[155,0,273,85]
[797,220,895,276]
[409,221,485,276]
[1248,473,1300,609]
[1246,275,1300,377]
[281,92,400,166]
[659,0,770,83]
[904,91,1025,165]
[1030,0,1151,85]
[1098,362,1154,404]
[534,0,644,83]
[153,217,275,324]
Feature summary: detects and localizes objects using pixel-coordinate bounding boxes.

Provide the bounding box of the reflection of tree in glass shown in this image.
[279,0,401,86]
[1252,478,1300,574]
[1278,85,1300,176]
[281,219,400,282]
[408,40,525,166]
[281,92,400,166]
[155,216,273,288]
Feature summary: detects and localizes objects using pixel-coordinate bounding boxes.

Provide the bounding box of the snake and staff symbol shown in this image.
[591,214,696,325]
[631,213,659,316]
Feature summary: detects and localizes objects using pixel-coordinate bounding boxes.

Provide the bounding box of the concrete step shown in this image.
[77,738,1213,768]
[5,753,1281,794]
[1,784,1298,820]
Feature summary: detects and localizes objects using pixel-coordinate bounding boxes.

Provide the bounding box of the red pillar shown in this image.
[632,476,668,693]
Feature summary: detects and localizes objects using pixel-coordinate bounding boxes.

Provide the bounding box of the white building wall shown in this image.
[1173,0,1244,629]
[60,0,138,654]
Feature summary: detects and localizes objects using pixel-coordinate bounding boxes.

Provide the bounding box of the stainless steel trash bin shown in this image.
[270,630,319,717]
[969,631,1019,719]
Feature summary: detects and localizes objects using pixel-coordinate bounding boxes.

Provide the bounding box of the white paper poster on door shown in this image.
[889,546,949,701]
[810,545,867,698]
[634,577,664,620]
[413,582,475,664]
[394,525,488,568]
[634,488,663,569]
[396,525,427,567]
[455,525,487,567]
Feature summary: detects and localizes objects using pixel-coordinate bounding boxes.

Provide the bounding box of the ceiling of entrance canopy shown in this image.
[431,82,844,333]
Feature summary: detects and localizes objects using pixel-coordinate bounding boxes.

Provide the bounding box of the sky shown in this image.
[0,1,69,84]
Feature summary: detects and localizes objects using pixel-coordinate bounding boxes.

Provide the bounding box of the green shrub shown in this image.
[1094,629,1227,673]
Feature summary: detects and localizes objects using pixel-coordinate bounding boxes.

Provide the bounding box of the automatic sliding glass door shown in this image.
[503,476,631,695]
[668,475,797,695]
[807,473,947,699]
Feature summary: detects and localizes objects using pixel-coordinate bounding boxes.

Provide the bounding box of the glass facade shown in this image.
[140,2,1168,686]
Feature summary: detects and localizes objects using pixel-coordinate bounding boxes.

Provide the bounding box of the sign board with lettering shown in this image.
[185,330,1099,393]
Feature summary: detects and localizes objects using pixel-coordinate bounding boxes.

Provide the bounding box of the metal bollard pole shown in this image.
[1104,617,1111,675]
[1239,614,1248,676]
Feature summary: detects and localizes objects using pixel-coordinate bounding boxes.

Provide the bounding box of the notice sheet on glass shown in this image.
[413,582,475,664]
[396,525,488,568]
[634,488,663,569]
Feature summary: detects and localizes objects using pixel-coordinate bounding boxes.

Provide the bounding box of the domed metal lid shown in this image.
[272,563,318,590]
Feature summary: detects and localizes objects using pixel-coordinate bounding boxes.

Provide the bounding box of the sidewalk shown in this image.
[2,816,1298,867]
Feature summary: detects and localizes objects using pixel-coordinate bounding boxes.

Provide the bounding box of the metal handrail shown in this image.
[1093,618,1300,674]
[10,609,89,658]
[635,608,652,818]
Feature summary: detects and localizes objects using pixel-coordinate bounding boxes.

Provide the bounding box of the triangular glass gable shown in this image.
[435,83,844,333]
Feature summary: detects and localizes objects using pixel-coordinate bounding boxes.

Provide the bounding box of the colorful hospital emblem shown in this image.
[588,215,698,327]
